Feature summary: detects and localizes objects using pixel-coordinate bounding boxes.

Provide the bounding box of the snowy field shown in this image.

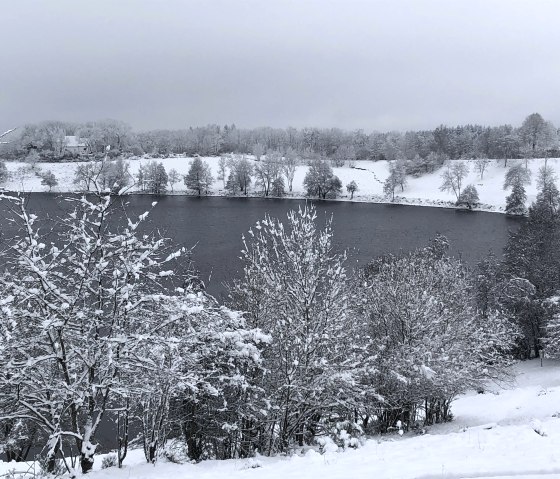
[2,156,560,213]
[2,359,560,478]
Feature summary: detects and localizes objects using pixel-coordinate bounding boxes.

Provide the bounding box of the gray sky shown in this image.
[2,0,560,134]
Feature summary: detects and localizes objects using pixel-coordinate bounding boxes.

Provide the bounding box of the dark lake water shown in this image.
[1,194,522,298]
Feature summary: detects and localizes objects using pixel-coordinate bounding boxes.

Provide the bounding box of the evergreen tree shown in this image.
[271,175,285,197]
[503,173,560,357]
[505,182,527,215]
[185,157,213,196]
[536,165,560,212]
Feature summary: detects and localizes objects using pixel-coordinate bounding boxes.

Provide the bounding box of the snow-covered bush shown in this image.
[327,420,363,450]
[317,436,339,455]
[159,439,190,464]
[101,454,118,469]
[353,235,515,432]
[134,292,269,463]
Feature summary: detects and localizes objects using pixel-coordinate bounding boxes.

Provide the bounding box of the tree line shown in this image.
[1,113,558,164]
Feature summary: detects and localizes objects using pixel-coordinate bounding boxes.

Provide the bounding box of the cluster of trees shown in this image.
[1,120,136,161]
[0,194,266,474]
[0,196,522,474]
[502,167,560,357]
[73,158,210,196]
[74,158,133,194]
[2,114,557,165]
[470,166,560,360]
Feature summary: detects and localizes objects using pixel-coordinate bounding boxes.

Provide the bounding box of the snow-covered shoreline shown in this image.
[3,155,558,214]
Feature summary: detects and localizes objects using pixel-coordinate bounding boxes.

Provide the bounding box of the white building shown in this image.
[64,135,89,155]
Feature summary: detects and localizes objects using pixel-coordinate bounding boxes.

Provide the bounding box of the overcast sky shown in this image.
[2,0,560,134]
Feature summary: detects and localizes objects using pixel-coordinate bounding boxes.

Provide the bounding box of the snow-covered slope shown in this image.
[2,156,559,213]
[2,360,560,478]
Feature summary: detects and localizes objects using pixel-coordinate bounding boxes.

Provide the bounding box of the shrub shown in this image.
[101,453,118,469]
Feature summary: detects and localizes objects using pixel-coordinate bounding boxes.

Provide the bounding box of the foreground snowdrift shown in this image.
[2,359,560,479]
[3,156,560,213]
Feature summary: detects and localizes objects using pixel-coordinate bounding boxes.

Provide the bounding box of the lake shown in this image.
[0,194,522,299]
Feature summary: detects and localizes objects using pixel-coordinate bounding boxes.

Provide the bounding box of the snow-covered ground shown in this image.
[2,359,560,478]
[2,156,559,213]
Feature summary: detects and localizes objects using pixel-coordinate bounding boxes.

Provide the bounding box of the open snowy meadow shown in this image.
[3,156,560,213]
[1,359,559,479]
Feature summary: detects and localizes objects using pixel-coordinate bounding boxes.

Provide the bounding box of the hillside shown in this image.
[2,156,559,213]
[2,359,559,478]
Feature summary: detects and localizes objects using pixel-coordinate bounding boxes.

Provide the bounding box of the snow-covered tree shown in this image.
[271,175,285,197]
[383,171,399,201]
[354,237,515,431]
[128,292,269,462]
[456,184,479,209]
[505,182,527,215]
[518,113,557,159]
[504,172,560,357]
[544,302,560,358]
[504,163,531,190]
[100,158,132,193]
[226,155,253,196]
[136,163,147,191]
[384,160,407,201]
[74,161,106,192]
[228,205,360,452]
[185,157,213,196]
[283,148,298,193]
[40,170,58,191]
[0,194,189,473]
[217,156,228,189]
[303,159,342,199]
[439,161,469,200]
[255,152,282,196]
[474,157,491,179]
[167,168,181,192]
[251,143,264,161]
[346,180,358,199]
[0,160,8,184]
[144,161,168,194]
[25,150,40,169]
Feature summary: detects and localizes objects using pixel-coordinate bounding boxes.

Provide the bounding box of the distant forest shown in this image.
[1,113,558,162]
